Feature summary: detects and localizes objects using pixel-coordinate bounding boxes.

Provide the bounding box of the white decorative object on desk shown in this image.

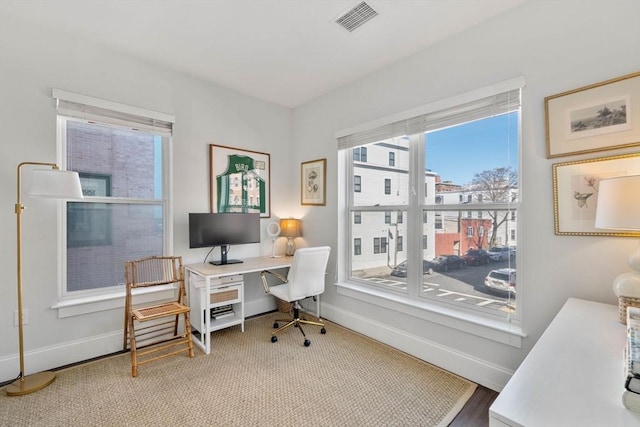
[267,221,281,258]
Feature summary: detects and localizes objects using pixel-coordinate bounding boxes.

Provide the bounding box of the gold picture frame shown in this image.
[552,152,640,236]
[209,144,271,217]
[545,71,640,158]
[301,158,326,206]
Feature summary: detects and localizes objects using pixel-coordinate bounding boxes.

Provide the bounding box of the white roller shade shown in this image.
[53,89,174,136]
[337,76,524,149]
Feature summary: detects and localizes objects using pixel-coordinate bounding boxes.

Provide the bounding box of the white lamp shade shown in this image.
[595,175,640,231]
[27,169,84,200]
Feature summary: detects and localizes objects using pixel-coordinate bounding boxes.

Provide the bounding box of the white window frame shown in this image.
[335,78,526,347]
[51,89,175,317]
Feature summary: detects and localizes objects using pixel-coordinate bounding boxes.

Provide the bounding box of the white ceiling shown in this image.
[0,0,527,108]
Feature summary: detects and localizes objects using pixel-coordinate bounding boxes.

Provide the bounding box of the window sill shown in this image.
[51,285,176,318]
[336,281,525,348]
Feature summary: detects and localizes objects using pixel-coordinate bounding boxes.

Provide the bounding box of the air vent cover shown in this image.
[336,1,378,32]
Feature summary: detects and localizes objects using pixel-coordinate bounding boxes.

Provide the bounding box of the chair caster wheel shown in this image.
[304,339,311,347]
[273,322,279,328]
[271,336,278,343]
[320,327,326,334]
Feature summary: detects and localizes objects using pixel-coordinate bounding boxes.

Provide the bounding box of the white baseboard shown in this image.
[1,330,123,384]
[320,302,513,392]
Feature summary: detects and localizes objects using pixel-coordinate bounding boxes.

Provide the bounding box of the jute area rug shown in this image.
[1,312,476,426]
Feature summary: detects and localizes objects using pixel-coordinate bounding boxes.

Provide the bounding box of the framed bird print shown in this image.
[552,152,640,236]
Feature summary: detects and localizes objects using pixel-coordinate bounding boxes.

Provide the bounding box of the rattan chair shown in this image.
[123,256,194,377]
[261,246,331,346]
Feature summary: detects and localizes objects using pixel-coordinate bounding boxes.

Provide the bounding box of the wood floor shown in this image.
[449,385,499,427]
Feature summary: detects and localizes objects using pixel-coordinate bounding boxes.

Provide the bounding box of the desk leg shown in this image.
[204,277,211,354]
[186,269,208,354]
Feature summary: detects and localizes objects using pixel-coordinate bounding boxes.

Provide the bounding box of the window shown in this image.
[389,152,395,166]
[354,238,361,255]
[385,211,391,224]
[55,90,173,296]
[435,214,443,230]
[354,211,361,224]
[337,81,521,321]
[373,237,387,254]
[353,147,367,162]
[354,175,361,192]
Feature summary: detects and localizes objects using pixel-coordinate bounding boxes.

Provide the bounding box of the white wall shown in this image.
[0,14,293,382]
[292,1,640,390]
[1,1,639,390]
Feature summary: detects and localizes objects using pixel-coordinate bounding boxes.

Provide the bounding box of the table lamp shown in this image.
[594,175,640,324]
[280,218,301,256]
[6,162,84,396]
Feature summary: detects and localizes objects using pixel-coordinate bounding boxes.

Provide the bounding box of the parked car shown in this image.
[462,249,490,266]
[488,246,514,262]
[431,255,465,272]
[484,268,516,294]
[390,259,435,277]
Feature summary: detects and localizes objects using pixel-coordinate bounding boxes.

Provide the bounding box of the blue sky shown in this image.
[425,112,519,186]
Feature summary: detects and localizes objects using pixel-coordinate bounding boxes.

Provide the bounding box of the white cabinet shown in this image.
[489,298,640,426]
[186,270,244,354]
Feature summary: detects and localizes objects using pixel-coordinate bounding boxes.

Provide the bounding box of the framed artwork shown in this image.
[552,153,640,236]
[545,71,640,158]
[301,158,326,206]
[209,144,271,217]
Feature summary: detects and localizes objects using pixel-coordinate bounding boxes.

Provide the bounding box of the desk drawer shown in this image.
[190,274,243,288]
[208,284,242,306]
[210,288,239,304]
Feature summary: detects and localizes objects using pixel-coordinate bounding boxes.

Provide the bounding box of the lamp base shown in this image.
[285,238,295,256]
[5,371,56,396]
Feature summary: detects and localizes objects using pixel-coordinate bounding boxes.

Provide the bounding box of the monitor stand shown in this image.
[209,245,243,266]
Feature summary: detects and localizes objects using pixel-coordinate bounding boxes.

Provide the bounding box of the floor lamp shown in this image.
[6,162,83,396]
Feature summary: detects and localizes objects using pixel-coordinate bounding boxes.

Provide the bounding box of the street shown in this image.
[356,258,517,314]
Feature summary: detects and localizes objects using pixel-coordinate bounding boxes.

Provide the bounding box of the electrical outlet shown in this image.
[13,309,28,326]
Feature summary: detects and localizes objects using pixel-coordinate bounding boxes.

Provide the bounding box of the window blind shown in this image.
[337,77,524,149]
[53,89,174,136]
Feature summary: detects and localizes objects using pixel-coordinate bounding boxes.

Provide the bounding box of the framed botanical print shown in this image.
[301,158,326,206]
[552,152,640,236]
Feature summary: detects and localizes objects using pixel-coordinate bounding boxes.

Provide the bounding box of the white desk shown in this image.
[489,298,640,426]
[185,256,291,354]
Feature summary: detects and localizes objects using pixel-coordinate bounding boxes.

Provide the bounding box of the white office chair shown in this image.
[261,246,331,346]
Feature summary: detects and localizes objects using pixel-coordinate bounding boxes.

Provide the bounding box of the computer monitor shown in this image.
[189,212,260,265]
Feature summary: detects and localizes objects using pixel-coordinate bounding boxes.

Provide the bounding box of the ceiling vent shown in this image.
[336,1,379,32]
